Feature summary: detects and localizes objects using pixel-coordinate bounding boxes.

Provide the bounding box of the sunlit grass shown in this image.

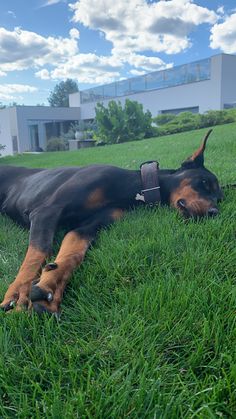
[0,124,235,417]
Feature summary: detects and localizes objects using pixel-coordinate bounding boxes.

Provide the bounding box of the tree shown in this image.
[124,99,153,140]
[48,79,79,107]
[95,101,126,144]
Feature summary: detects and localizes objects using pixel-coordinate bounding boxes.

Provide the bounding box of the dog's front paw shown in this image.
[29,283,61,316]
[0,283,30,312]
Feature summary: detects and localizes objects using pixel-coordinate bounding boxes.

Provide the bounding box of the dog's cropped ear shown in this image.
[181,129,213,169]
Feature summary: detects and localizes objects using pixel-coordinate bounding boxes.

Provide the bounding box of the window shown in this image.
[80,58,211,104]
[161,106,199,115]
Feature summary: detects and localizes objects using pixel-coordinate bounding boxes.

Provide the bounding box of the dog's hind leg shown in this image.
[0,206,62,311]
[30,208,124,315]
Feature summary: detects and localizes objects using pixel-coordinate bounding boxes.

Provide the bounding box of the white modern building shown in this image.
[70,53,236,119]
[0,106,80,157]
[0,53,236,156]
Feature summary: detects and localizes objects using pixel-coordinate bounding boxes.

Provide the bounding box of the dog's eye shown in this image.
[201,179,210,190]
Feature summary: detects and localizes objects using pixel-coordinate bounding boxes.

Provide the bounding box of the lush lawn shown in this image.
[0,124,235,418]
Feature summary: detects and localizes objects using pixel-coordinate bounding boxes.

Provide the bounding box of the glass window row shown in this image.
[81,58,211,104]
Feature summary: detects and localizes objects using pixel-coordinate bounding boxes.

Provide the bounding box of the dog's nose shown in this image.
[207,207,218,217]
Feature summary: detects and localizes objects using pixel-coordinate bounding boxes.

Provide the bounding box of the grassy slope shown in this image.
[0,124,235,418]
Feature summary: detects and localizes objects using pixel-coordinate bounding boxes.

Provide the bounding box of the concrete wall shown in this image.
[15,106,80,152]
[77,54,227,120]
[69,92,80,107]
[220,54,236,108]
[0,106,80,155]
[0,108,14,157]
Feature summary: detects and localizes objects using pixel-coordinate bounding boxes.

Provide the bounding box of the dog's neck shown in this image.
[127,169,177,207]
[151,169,177,204]
[158,170,178,205]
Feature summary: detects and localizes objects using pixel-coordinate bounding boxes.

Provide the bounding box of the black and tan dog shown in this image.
[0,130,223,314]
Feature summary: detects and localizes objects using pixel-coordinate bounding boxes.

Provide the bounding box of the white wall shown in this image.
[69,92,80,107]
[221,54,236,107]
[15,106,80,152]
[78,54,226,119]
[0,109,14,157]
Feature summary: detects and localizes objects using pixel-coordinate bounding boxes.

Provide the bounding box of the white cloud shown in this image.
[0,1,219,89]
[127,54,173,72]
[210,13,236,53]
[40,53,122,84]
[129,69,147,76]
[0,27,79,73]
[70,0,217,55]
[216,6,224,15]
[0,84,37,101]
[69,28,80,39]
[35,69,50,79]
[0,26,124,84]
[37,51,173,84]
[7,10,16,18]
[40,0,67,7]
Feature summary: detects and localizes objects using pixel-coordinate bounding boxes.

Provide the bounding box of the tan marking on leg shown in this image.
[0,246,47,309]
[111,208,124,221]
[85,188,107,209]
[31,209,124,313]
[37,231,90,297]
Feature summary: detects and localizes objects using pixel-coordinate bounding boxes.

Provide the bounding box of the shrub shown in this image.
[153,108,236,137]
[124,100,153,140]
[46,137,68,152]
[0,144,5,156]
[95,99,154,144]
[153,113,175,126]
[200,110,235,127]
[64,120,97,140]
[95,101,126,144]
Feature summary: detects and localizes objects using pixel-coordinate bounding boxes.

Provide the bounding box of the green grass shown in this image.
[0,124,236,418]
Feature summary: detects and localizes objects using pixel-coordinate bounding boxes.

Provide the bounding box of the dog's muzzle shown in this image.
[177,199,219,218]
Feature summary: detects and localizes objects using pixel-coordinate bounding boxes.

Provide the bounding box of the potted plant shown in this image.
[75,120,85,140]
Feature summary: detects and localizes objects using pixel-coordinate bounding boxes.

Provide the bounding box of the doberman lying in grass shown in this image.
[0,130,223,315]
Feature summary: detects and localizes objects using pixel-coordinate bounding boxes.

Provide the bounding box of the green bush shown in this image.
[95,99,154,144]
[154,108,236,137]
[96,103,236,143]
[46,137,68,152]
[64,120,97,140]
[200,110,235,127]
[153,113,175,125]
[0,144,5,156]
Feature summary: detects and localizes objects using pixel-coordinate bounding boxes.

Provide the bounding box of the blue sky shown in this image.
[0,0,236,105]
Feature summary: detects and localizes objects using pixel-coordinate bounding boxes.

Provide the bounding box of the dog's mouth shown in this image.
[176,199,219,219]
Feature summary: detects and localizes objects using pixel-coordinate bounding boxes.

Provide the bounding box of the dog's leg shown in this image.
[0,207,61,311]
[30,208,124,314]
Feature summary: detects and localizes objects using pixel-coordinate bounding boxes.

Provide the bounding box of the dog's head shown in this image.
[169,130,223,218]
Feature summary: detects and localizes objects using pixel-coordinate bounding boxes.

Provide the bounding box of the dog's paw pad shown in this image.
[30,285,53,303]
[32,302,51,315]
[31,302,60,318]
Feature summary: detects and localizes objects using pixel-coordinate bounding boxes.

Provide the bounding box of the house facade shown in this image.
[1,53,236,157]
[69,53,236,120]
[0,106,80,157]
